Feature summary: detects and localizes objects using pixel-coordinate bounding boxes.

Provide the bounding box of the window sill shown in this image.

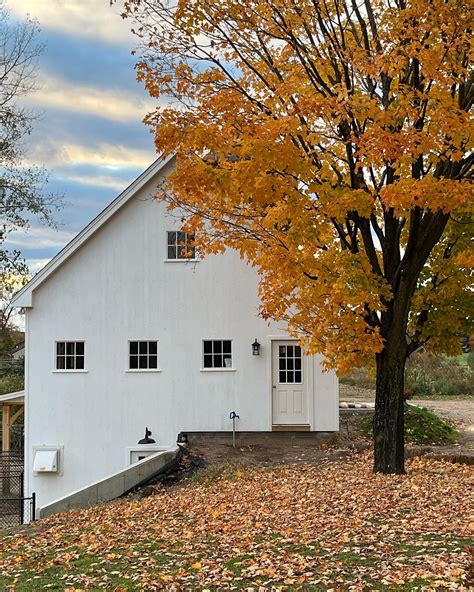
[126,369,162,373]
[163,259,199,263]
[200,368,236,372]
[52,370,88,373]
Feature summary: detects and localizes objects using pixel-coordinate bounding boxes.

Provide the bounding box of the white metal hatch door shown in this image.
[272,341,308,425]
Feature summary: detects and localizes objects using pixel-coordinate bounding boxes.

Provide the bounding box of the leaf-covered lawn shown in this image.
[0,454,472,590]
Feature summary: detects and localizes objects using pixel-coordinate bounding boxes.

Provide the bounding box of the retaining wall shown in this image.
[39,446,180,519]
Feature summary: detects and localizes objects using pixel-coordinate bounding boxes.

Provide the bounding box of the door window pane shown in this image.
[277,343,302,384]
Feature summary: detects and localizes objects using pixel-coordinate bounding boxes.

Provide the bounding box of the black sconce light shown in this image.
[252,338,261,356]
[138,427,156,444]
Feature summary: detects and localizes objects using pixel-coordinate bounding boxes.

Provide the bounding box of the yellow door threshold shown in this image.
[272,425,311,432]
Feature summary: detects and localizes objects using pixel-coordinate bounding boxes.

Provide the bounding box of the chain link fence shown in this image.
[0,452,35,526]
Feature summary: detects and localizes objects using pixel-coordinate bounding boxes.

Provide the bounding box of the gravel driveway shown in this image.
[410,399,474,432]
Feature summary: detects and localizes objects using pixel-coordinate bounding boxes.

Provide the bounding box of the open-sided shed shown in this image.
[0,391,24,452]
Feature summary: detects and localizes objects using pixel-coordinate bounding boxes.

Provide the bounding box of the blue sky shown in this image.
[4,0,157,273]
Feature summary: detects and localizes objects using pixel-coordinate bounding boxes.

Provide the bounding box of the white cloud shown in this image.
[61,143,154,169]
[6,226,76,250]
[22,73,154,123]
[26,141,154,171]
[28,258,52,274]
[8,0,134,46]
[55,172,129,192]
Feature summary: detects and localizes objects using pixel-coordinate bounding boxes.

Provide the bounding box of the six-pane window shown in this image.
[278,344,302,383]
[129,341,158,370]
[203,340,232,369]
[167,231,196,260]
[56,341,85,370]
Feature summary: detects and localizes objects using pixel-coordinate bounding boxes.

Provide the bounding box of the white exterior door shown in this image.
[272,341,308,425]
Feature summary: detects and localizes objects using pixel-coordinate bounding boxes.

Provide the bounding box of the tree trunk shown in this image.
[373,341,407,474]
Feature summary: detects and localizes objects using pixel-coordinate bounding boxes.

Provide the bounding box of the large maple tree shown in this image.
[120,0,473,473]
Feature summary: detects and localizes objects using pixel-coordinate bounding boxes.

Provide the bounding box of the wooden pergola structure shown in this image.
[0,391,24,453]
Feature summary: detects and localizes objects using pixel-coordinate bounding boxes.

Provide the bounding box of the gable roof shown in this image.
[11,154,175,308]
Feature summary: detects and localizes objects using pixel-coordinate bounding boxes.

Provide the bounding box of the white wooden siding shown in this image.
[24,159,338,508]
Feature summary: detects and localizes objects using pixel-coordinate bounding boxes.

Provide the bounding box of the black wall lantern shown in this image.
[138,427,156,444]
[252,338,261,355]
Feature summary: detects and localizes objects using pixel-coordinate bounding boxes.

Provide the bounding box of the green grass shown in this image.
[359,403,459,445]
[0,531,470,590]
[224,553,255,575]
[0,543,183,591]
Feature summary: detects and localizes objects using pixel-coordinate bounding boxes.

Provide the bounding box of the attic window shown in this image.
[167,231,196,260]
[56,341,85,370]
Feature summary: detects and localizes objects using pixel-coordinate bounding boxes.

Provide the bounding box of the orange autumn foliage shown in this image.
[120,0,473,376]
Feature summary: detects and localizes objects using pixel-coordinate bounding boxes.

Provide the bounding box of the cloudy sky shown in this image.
[4,0,157,273]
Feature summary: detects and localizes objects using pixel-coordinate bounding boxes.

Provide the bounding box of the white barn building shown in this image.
[12,156,339,511]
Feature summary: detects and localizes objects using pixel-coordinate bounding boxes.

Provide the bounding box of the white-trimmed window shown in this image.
[56,341,85,370]
[167,231,196,260]
[203,340,232,369]
[129,341,158,370]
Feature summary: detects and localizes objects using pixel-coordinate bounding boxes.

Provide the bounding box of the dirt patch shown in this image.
[189,439,359,468]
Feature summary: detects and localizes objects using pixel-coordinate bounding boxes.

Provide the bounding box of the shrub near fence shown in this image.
[405,353,474,397]
[0,358,24,396]
[341,353,474,398]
